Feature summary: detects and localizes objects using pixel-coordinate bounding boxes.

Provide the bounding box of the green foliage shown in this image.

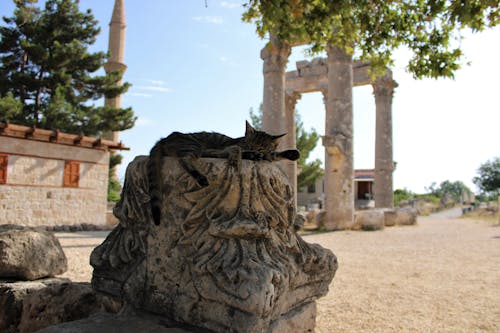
[242,0,499,79]
[107,177,121,202]
[0,0,136,136]
[0,92,22,120]
[473,157,500,199]
[248,106,262,130]
[249,104,322,189]
[107,153,123,202]
[393,188,414,206]
[426,180,471,203]
[295,113,322,189]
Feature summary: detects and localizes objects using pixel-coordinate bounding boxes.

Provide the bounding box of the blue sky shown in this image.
[1,1,499,193]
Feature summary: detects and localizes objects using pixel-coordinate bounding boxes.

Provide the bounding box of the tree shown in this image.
[249,104,323,189]
[426,180,471,202]
[473,157,500,199]
[242,0,499,79]
[0,0,135,136]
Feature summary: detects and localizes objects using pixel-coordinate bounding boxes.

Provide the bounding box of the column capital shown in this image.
[285,91,302,108]
[372,73,398,97]
[327,45,353,63]
[261,37,291,74]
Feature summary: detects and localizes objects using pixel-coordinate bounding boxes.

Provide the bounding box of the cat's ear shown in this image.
[245,121,255,135]
[272,133,287,141]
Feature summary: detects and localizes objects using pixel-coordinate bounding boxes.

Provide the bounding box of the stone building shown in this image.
[0,122,127,227]
[297,169,375,210]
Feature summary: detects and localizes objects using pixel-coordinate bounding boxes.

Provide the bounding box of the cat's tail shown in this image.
[148,144,163,225]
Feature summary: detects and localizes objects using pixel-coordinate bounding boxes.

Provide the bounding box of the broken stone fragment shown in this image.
[0,225,67,280]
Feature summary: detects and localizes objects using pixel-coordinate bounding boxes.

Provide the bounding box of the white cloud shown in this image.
[136,86,171,93]
[148,79,166,85]
[192,16,223,24]
[220,1,240,9]
[129,92,153,98]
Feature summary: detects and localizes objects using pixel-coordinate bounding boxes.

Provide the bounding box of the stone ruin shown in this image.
[88,155,337,332]
[0,225,121,333]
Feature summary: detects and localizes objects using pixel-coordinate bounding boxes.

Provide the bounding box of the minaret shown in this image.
[104,0,127,142]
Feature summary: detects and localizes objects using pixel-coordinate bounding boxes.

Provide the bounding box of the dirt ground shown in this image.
[55,208,500,333]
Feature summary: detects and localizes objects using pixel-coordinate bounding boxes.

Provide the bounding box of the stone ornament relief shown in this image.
[91,152,337,332]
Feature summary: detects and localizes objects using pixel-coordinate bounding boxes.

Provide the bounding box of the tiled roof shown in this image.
[354,169,374,179]
[0,122,128,151]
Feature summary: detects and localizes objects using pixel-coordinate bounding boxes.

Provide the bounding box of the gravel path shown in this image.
[55,210,500,332]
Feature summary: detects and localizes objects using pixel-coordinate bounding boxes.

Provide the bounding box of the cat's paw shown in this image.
[243,151,264,160]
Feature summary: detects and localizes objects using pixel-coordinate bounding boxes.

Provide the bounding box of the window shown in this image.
[0,154,8,184]
[307,183,316,193]
[63,160,80,188]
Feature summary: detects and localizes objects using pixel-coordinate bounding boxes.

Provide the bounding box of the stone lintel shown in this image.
[285,59,373,95]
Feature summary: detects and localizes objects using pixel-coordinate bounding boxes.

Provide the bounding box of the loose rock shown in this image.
[0,225,67,280]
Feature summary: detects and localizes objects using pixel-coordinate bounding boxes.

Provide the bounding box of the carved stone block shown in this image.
[91,156,337,332]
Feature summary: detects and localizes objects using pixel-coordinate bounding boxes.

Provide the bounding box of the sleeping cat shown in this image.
[147,121,300,225]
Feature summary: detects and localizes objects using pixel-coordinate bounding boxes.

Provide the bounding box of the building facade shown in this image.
[297,169,375,210]
[0,122,126,227]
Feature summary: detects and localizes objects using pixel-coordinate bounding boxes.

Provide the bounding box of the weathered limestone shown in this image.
[261,37,296,189]
[384,208,417,226]
[91,156,337,333]
[373,73,397,209]
[36,312,192,333]
[0,225,67,280]
[0,278,69,332]
[18,281,121,333]
[285,58,373,94]
[285,92,301,198]
[284,55,397,229]
[354,210,385,231]
[323,46,355,230]
[0,278,121,333]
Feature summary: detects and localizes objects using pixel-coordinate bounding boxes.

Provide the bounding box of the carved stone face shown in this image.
[91,156,337,333]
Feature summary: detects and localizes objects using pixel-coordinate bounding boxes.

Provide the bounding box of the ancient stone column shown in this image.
[372,73,397,208]
[261,36,291,176]
[323,46,355,230]
[284,92,301,194]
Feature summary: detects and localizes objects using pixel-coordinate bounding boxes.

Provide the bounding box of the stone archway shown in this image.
[260,39,397,230]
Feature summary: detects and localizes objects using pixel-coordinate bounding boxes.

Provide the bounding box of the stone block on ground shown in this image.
[91,156,337,333]
[384,210,397,226]
[354,210,385,231]
[396,208,418,225]
[384,208,417,226]
[36,312,195,333]
[0,278,68,333]
[0,278,122,333]
[0,225,67,280]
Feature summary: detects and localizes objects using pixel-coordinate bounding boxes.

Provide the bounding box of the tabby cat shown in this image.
[148,121,299,225]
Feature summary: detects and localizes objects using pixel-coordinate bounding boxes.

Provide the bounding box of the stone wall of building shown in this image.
[0,137,110,227]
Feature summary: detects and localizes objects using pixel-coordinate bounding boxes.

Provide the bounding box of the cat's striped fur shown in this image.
[147,121,298,225]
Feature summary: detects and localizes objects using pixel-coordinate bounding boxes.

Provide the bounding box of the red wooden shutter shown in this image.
[0,154,8,184]
[63,160,80,187]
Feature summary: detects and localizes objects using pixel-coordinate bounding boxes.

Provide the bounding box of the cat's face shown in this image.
[244,121,285,152]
